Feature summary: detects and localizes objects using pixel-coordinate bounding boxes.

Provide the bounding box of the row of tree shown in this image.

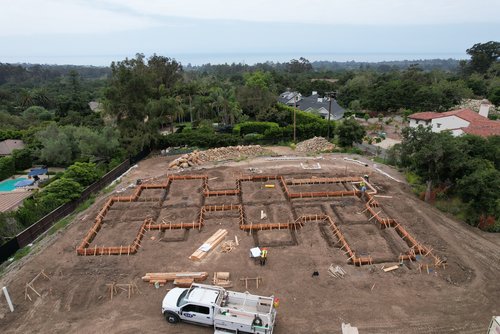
[388,127,500,231]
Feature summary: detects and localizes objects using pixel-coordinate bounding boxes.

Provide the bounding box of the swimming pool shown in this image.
[0,178,27,192]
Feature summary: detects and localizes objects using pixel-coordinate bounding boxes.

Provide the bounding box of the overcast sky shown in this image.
[1,0,499,65]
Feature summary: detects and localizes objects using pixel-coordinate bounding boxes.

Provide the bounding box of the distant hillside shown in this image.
[0,63,110,85]
[311,58,462,72]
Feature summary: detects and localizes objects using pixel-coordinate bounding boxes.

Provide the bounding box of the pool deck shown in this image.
[0,191,33,213]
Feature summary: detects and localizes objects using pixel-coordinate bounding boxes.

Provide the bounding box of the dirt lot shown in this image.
[1,152,499,334]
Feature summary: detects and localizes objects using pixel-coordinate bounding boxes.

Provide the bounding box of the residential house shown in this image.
[278,91,302,105]
[408,103,500,137]
[278,91,345,121]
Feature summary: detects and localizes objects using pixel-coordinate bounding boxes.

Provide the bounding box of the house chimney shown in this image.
[479,100,490,118]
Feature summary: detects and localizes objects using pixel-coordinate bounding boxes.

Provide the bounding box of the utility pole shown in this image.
[293,94,297,143]
[326,91,337,140]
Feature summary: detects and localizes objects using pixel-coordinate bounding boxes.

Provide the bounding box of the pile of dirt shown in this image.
[168,145,272,169]
[295,137,335,153]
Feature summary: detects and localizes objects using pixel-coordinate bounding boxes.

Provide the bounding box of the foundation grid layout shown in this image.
[76,174,443,268]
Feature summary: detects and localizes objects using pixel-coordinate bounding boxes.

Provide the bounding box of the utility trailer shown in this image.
[162,283,277,334]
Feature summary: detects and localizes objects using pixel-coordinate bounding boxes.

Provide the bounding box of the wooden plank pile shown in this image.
[142,272,208,286]
[189,229,228,261]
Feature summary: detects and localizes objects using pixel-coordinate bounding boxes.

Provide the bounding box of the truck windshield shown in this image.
[177,290,189,307]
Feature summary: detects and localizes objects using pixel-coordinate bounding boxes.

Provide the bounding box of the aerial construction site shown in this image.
[0,144,499,333]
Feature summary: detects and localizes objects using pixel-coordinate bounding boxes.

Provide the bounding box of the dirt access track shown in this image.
[1,151,499,334]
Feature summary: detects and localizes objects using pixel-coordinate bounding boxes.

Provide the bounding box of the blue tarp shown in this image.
[15,179,35,187]
[28,168,48,177]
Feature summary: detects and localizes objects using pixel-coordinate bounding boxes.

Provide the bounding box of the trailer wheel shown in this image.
[164,312,180,324]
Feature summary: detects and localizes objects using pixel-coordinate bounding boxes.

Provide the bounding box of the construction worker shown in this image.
[359,181,367,200]
[260,248,268,266]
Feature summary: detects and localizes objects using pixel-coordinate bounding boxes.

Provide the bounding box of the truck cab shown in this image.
[162,284,223,326]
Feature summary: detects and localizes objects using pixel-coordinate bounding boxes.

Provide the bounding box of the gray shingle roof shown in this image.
[296,94,345,120]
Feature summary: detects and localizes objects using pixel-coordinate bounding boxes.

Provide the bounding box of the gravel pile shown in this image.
[168,145,272,169]
[295,137,335,153]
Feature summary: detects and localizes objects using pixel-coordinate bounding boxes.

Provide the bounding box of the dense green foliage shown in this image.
[336,118,366,147]
[233,122,279,136]
[12,148,32,171]
[63,162,102,187]
[0,156,15,180]
[391,126,500,231]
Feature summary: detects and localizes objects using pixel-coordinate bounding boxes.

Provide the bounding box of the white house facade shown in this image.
[408,107,500,138]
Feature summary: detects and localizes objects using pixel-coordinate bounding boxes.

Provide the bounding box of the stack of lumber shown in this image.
[142,272,208,286]
[189,229,228,261]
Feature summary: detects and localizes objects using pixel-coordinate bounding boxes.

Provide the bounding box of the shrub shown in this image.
[0,156,15,181]
[12,148,32,171]
[63,162,102,187]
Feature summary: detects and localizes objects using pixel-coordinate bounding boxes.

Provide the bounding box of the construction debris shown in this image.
[296,137,335,153]
[25,270,50,302]
[168,145,272,169]
[220,240,236,253]
[213,272,233,287]
[383,265,399,272]
[328,265,346,279]
[142,272,208,285]
[106,282,140,300]
[190,229,228,261]
[240,277,262,289]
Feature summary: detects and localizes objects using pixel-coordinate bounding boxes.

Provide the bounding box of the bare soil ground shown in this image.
[1,153,499,334]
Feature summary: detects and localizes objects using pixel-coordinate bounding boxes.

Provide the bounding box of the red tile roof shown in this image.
[409,109,500,137]
[461,122,500,137]
[408,112,440,121]
[439,109,489,123]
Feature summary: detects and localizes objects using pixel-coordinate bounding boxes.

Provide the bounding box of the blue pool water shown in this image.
[0,178,27,192]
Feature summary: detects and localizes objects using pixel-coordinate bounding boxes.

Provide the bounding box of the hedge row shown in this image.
[157,131,240,149]
[233,121,279,136]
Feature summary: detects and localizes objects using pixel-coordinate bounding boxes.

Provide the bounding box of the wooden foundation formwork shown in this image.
[198,204,244,227]
[286,176,362,185]
[362,194,443,266]
[76,173,438,266]
[288,190,358,199]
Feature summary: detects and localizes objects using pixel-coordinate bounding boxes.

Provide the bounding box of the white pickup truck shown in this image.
[162,283,277,334]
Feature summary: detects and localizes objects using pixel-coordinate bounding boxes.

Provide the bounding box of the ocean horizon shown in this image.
[1,52,468,67]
